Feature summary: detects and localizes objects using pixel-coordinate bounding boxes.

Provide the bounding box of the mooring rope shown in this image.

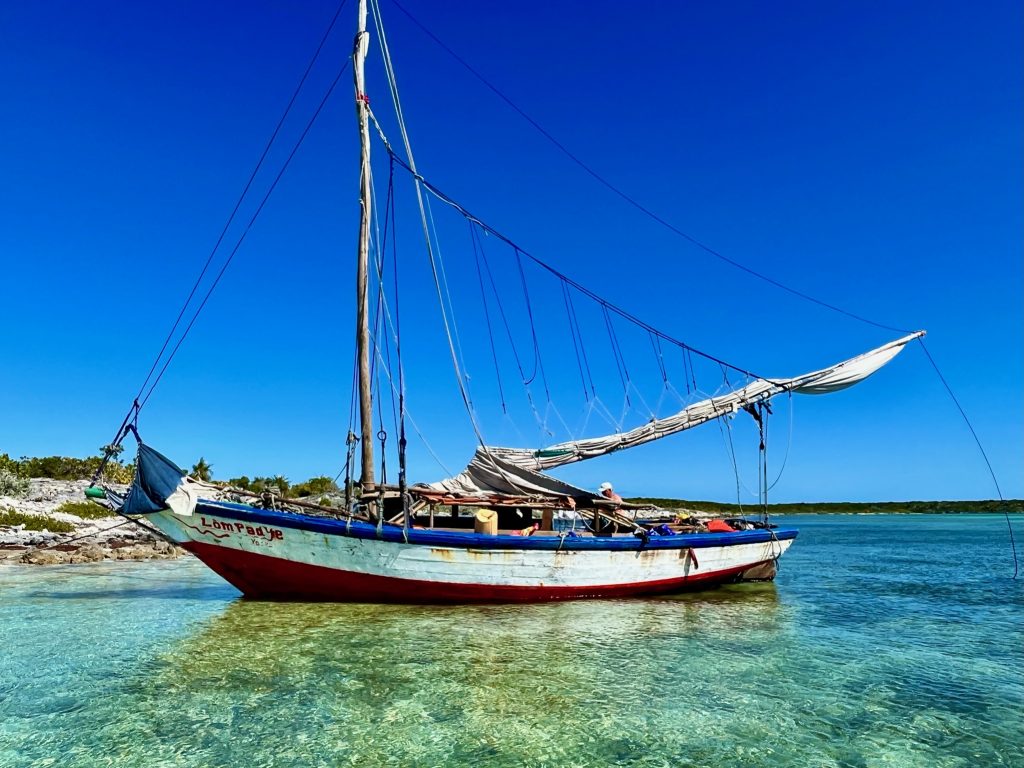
[918,339,1018,579]
[388,0,911,336]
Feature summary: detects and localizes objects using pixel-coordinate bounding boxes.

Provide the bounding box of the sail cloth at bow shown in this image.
[431,332,924,496]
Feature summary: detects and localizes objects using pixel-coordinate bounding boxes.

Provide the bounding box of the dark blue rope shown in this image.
[384,149,770,382]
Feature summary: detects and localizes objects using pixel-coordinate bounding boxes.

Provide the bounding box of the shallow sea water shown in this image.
[1,514,1021,767]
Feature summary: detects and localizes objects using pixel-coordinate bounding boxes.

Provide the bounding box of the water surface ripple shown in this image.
[1,514,1021,767]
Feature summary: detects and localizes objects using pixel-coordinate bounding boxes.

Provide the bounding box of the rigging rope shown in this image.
[369,164,400,438]
[602,305,631,407]
[384,153,410,506]
[380,4,1015,542]
[137,60,351,413]
[383,149,770,383]
[917,339,1018,579]
[470,218,547,432]
[470,223,508,412]
[368,0,487,449]
[388,0,911,335]
[514,249,548,393]
[426,195,476,408]
[717,414,745,515]
[103,0,350,454]
[564,284,597,399]
[767,392,794,491]
[562,281,590,402]
[370,0,544,498]
[371,342,453,477]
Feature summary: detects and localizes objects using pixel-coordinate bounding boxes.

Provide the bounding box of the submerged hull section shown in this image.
[145,500,796,603]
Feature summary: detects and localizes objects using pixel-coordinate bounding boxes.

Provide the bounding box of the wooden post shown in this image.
[352,0,375,506]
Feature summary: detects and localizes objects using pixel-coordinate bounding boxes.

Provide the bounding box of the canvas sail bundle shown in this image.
[432,332,923,496]
[119,442,220,518]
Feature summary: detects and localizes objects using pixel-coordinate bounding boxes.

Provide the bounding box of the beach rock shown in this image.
[21,549,67,565]
[69,544,107,564]
[0,478,153,565]
[153,539,176,554]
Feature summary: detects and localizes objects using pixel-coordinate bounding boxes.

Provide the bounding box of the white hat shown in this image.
[598,482,613,492]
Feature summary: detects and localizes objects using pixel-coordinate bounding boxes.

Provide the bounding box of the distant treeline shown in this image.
[5,453,1019,513]
[625,498,1024,515]
[1,452,339,502]
[1,452,134,484]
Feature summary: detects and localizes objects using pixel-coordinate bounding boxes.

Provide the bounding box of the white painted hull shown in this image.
[145,501,795,602]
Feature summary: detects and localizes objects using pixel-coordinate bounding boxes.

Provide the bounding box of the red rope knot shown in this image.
[357,92,370,106]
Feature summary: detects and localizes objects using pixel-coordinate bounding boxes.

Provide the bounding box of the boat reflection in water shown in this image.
[162,581,785,684]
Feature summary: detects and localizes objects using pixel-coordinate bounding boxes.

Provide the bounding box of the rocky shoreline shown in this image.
[0,478,187,565]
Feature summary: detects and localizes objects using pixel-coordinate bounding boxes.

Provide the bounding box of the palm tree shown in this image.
[99,444,124,460]
[272,475,290,497]
[191,457,213,481]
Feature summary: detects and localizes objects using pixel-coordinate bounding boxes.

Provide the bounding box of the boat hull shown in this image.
[145,500,796,603]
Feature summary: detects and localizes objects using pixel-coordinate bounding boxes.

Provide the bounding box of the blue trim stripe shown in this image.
[191,499,798,552]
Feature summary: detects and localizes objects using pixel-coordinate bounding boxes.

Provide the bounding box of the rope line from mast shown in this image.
[382,147,771,384]
[369,0,569,497]
[470,223,508,413]
[383,155,409,498]
[367,0,488,452]
[388,0,911,336]
[917,339,1017,579]
[562,281,590,403]
[472,226,548,433]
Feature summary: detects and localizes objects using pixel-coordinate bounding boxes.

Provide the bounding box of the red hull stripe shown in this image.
[184,542,771,603]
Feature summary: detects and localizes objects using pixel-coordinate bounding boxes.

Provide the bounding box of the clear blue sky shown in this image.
[1,1,1020,502]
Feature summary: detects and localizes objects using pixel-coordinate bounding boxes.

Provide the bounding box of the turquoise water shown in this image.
[1,515,1021,767]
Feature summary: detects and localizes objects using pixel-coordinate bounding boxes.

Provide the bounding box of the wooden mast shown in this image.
[353,0,375,498]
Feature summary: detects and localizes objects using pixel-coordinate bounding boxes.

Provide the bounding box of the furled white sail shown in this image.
[431,332,924,495]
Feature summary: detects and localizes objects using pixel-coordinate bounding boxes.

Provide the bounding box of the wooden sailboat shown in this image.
[92,0,924,603]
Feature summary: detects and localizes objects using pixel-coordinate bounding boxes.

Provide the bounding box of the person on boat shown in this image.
[597,482,622,506]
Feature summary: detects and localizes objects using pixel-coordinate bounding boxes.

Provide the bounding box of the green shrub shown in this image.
[54,500,115,520]
[0,453,134,482]
[0,471,30,497]
[227,476,252,491]
[242,476,290,495]
[0,507,75,533]
[0,454,20,475]
[102,462,135,484]
[292,476,339,498]
[225,474,345,499]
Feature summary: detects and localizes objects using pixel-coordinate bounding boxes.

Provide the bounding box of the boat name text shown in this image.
[199,517,284,542]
